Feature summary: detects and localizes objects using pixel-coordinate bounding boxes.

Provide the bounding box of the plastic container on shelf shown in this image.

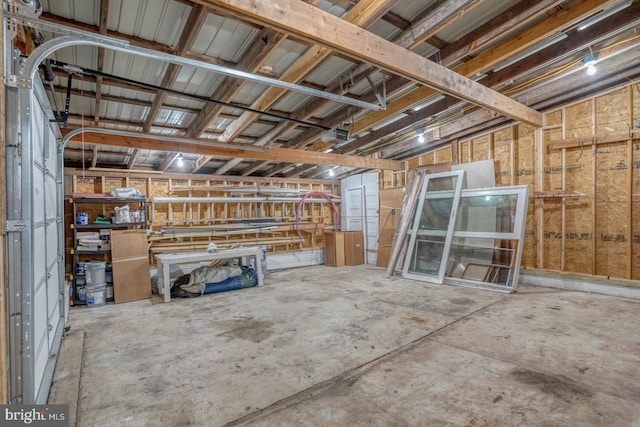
[75,212,88,225]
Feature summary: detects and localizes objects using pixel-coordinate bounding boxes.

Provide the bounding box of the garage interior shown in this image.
[2,0,640,425]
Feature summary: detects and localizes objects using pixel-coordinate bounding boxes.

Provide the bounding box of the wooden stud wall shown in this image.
[64,169,340,264]
[397,82,640,284]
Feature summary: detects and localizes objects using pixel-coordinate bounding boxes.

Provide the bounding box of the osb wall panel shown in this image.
[151,179,169,222]
[545,110,562,127]
[633,142,640,279]
[514,125,535,187]
[595,142,629,277]
[435,146,452,164]
[562,145,594,274]
[542,126,563,271]
[634,84,640,126]
[421,151,435,166]
[522,206,537,268]
[493,128,512,186]
[595,88,629,136]
[459,141,470,163]
[565,100,593,138]
[381,170,406,189]
[407,157,420,170]
[470,135,490,162]
[516,125,536,268]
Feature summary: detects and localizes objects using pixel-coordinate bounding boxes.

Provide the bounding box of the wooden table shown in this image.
[155,247,264,302]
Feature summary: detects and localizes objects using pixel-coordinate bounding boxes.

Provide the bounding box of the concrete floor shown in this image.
[49,265,640,426]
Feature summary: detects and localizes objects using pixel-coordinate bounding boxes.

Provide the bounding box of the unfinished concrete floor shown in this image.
[49,265,640,426]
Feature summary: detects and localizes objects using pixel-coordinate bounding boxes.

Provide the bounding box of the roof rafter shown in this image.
[193,0,543,129]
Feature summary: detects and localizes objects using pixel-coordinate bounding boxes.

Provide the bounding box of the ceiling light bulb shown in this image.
[329,168,335,177]
[176,154,184,167]
[418,135,425,143]
[583,54,597,76]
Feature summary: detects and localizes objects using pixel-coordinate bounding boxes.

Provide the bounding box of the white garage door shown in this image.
[6,78,65,404]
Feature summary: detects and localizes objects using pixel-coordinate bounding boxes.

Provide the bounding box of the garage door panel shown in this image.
[33,104,45,159]
[33,226,47,286]
[33,166,46,223]
[33,338,49,397]
[45,174,57,218]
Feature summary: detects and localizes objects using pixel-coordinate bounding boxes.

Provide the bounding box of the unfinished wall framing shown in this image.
[64,169,340,267]
[399,82,640,284]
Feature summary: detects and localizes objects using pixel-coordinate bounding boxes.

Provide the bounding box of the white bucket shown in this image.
[86,283,106,308]
[105,283,114,302]
[85,261,106,285]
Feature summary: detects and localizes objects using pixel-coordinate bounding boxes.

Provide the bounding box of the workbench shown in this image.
[155,246,264,302]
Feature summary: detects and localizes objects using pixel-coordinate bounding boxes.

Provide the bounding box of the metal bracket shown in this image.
[5,75,31,89]
[366,75,386,110]
[5,220,28,232]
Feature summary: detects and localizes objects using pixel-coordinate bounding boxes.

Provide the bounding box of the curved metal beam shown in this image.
[16,21,381,110]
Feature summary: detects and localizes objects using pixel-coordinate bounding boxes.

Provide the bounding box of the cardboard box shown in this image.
[110,230,152,303]
[324,231,345,267]
[344,231,364,266]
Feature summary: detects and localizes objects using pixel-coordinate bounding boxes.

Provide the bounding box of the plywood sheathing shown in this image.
[517,125,537,269]
[435,146,452,164]
[543,118,563,272]
[471,135,490,162]
[493,128,512,186]
[405,82,640,284]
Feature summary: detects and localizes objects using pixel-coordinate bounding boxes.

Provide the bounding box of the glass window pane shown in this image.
[403,170,464,284]
[455,194,519,233]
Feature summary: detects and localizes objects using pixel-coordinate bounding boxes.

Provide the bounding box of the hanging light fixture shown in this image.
[583,53,597,76]
[416,129,425,143]
[328,166,335,177]
[176,153,184,167]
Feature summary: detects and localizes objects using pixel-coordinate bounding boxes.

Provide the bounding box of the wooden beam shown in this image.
[91,145,99,168]
[279,0,564,176]
[159,152,180,171]
[126,149,141,169]
[194,0,543,127]
[548,131,640,150]
[60,128,404,170]
[208,0,402,175]
[94,0,109,124]
[143,4,208,132]
[393,0,483,50]
[347,0,610,133]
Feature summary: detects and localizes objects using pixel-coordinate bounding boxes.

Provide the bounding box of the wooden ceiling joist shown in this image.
[194,0,543,128]
[60,129,404,171]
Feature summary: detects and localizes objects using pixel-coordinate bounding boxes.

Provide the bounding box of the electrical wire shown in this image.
[294,191,339,243]
[46,59,331,131]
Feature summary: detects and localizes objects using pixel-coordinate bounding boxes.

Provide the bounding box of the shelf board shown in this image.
[75,249,111,255]
[73,222,146,229]
[71,197,147,204]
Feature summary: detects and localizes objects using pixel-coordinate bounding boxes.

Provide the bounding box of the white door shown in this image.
[341,173,379,264]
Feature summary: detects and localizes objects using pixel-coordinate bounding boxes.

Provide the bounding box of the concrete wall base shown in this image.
[520,269,640,300]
